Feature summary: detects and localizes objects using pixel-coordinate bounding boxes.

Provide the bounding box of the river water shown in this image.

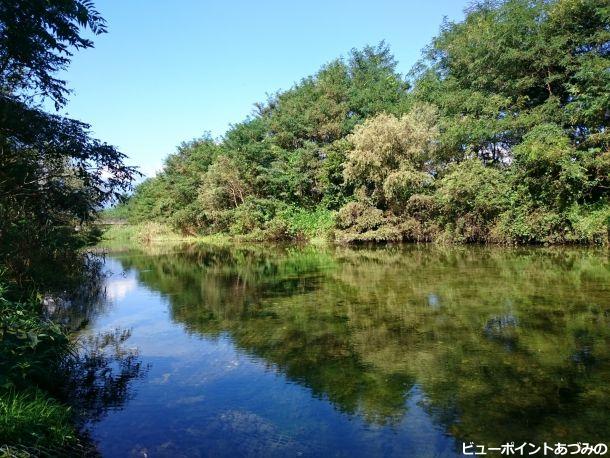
[79,243,610,457]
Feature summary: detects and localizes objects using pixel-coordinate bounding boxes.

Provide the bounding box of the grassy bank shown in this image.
[99,208,336,247]
[100,222,192,245]
[98,222,231,250]
[100,213,609,249]
[0,286,77,452]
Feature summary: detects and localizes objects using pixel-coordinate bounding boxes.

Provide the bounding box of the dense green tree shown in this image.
[0,0,136,288]
[0,0,106,108]
[268,60,350,149]
[317,138,352,210]
[413,0,610,159]
[267,42,410,150]
[512,124,588,211]
[119,0,609,245]
[0,1,143,452]
[346,42,411,122]
[435,159,510,242]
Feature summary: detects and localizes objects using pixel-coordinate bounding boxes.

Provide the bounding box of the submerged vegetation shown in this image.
[112,0,610,245]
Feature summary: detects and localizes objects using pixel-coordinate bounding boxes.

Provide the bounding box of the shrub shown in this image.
[277,206,335,238]
[569,204,610,244]
[0,286,75,449]
[435,159,510,242]
[498,206,568,244]
[343,105,438,209]
[0,292,69,391]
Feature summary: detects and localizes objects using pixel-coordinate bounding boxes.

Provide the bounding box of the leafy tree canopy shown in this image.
[119,0,610,246]
[0,0,136,288]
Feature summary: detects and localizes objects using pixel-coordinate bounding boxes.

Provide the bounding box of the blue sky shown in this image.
[60,0,470,178]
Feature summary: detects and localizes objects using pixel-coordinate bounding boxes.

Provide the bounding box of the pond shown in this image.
[79,244,610,457]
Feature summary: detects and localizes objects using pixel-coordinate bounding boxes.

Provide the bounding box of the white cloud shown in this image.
[106,277,138,301]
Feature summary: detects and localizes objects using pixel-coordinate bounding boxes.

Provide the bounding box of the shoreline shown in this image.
[97,223,609,250]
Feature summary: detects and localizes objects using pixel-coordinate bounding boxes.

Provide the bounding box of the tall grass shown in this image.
[99,222,186,247]
[99,210,337,247]
[0,390,74,447]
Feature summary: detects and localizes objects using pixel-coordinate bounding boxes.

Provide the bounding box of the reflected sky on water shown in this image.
[81,244,610,457]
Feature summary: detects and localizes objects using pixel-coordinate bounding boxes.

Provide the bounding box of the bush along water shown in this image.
[0,281,79,453]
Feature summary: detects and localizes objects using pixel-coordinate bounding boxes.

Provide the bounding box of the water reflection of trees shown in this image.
[40,254,110,332]
[44,257,149,453]
[63,328,148,426]
[113,243,610,444]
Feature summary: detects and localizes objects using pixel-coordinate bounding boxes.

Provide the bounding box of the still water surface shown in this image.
[81,244,610,457]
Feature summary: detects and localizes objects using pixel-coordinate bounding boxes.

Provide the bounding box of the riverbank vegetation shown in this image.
[111,0,610,245]
[0,0,608,452]
[0,287,75,451]
[0,0,137,452]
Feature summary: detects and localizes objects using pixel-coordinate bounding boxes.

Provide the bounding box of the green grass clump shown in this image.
[0,390,75,448]
[99,207,337,247]
[0,285,77,450]
[99,222,186,247]
[278,207,335,238]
